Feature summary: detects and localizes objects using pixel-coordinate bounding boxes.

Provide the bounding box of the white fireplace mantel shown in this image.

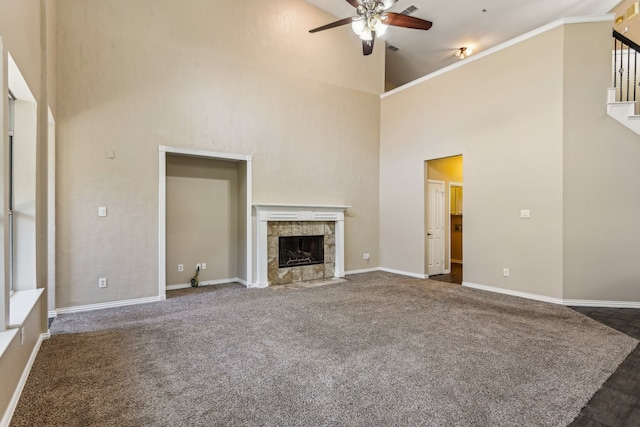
[253,204,350,288]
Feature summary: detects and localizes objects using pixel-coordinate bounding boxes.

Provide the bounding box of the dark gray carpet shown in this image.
[11,272,638,426]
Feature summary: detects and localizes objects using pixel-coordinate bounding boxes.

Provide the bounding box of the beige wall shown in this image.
[562,22,640,301]
[382,18,640,303]
[166,155,240,286]
[381,26,565,298]
[55,0,382,307]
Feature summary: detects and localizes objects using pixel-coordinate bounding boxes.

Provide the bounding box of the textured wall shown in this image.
[561,22,640,302]
[55,0,383,307]
[381,26,565,298]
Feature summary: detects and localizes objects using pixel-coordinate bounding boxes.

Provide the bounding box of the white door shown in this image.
[427,180,445,276]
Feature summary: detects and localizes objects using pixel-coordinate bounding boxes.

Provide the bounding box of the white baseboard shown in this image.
[55,295,164,315]
[248,281,269,289]
[47,310,57,319]
[166,278,242,291]
[379,267,428,280]
[462,281,564,305]
[345,267,380,275]
[562,299,640,309]
[2,332,48,427]
[235,278,250,287]
[462,281,640,308]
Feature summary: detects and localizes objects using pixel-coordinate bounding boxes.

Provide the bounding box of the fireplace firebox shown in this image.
[279,235,324,268]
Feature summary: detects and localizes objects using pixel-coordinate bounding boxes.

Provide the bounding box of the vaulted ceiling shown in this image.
[304,0,621,88]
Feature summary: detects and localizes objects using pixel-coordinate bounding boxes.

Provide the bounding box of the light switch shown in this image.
[98,207,107,217]
[520,209,530,219]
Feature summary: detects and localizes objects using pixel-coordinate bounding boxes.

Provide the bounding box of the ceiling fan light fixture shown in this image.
[359,28,374,41]
[371,17,388,36]
[351,18,366,36]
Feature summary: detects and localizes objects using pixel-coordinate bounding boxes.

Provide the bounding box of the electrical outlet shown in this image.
[503,268,510,277]
[363,253,370,260]
[520,209,530,219]
[196,263,201,271]
[201,263,207,270]
[98,277,108,288]
[178,264,184,272]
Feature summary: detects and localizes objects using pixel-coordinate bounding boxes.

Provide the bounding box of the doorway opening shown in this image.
[425,155,463,284]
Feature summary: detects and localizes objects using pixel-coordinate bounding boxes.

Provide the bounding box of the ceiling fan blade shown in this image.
[385,12,433,30]
[309,17,354,33]
[345,0,362,7]
[362,33,375,56]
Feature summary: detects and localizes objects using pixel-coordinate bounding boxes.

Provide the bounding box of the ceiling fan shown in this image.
[309,0,433,56]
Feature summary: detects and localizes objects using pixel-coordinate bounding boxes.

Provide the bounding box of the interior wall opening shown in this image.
[165,154,241,290]
[158,146,252,298]
[425,155,463,285]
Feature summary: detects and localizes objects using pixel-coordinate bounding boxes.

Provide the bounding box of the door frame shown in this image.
[158,145,252,299]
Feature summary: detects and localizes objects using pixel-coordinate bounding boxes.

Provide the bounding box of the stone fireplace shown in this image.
[254,204,349,287]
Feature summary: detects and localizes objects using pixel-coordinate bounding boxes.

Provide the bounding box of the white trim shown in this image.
[158,146,252,297]
[166,278,244,291]
[47,108,56,316]
[158,149,167,300]
[55,296,164,315]
[463,281,564,304]
[562,299,640,309]
[463,281,640,308]
[47,310,57,319]
[345,267,380,275]
[244,159,253,285]
[382,14,614,98]
[158,145,251,162]
[1,332,48,427]
[379,267,428,280]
